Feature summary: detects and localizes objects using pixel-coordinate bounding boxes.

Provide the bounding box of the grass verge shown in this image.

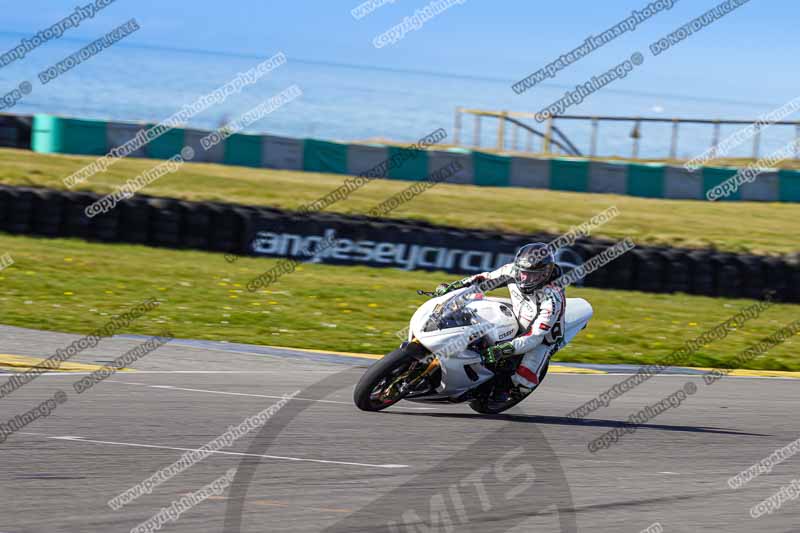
[1,148,798,255]
[0,233,798,370]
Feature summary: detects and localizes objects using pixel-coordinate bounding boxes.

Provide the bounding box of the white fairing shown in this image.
[406,288,593,401]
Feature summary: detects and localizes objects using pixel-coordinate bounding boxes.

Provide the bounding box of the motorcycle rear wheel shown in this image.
[469,385,533,415]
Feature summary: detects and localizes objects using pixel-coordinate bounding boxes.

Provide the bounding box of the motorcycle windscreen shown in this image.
[422,293,483,332]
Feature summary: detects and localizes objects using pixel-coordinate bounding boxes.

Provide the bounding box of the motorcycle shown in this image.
[354,286,594,414]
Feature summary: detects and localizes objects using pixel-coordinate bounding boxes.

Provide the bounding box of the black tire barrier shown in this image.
[6,188,34,235]
[0,187,12,232]
[0,114,32,149]
[663,250,691,294]
[789,259,800,302]
[147,198,181,248]
[688,250,714,296]
[712,253,743,299]
[91,201,120,243]
[0,184,795,303]
[31,190,64,237]
[181,201,212,250]
[208,204,243,253]
[119,197,150,244]
[633,249,664,294]
[62,192,95,240]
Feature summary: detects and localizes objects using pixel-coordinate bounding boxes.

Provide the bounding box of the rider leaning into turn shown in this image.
[434,243,566,393]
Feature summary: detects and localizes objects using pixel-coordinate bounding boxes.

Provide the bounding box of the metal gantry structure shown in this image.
[453,107,800,160]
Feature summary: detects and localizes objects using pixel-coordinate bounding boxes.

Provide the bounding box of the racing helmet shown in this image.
[513,243,556,294]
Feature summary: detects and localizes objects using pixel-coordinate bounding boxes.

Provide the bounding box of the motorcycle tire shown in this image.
[353,341,428,412]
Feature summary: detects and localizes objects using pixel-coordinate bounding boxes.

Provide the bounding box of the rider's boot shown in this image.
[491,372,514,402]
[511,344,554,391]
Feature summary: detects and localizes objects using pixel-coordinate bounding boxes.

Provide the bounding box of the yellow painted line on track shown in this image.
[692,366,800,379]
[266,345,800,378]
[0,354,133,373]
[549,365,607,375]
[266,345,384,360]
[266,345,608,374]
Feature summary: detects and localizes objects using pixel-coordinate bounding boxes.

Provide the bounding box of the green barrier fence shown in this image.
[224,133,263,167]
[32,114,107,155]
[25,113,800,203]
[387,147,428,181]
[473,151,511,187]
[550,159,589,192]
[303,139,348,174]
[779,170,800,202]
[703,167,742,201]
[627,163,665,198]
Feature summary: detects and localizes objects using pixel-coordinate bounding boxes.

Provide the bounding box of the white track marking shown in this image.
[2,371,795,380]
[0,370,335,376]
[105,380,438,411]
[34,435,408,469]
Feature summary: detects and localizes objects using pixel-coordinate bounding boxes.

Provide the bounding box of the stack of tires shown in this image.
[0,184,796,303]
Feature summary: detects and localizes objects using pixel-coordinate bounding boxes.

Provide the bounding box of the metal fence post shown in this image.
[511,122,518,152]
[543,117,553,154]
[710,120,721,159]
[454,107,462,146]
[796,124,800,160]
[497,111,507,151]
[752,123,761,160]
[631,120,641,159]
[670,119,679,160]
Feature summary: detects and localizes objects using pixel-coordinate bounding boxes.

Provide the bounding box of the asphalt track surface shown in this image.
[1,325,799,532]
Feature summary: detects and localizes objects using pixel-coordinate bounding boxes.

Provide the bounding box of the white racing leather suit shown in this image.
[458,263,566,390]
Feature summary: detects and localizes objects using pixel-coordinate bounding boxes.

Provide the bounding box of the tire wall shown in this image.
[0,185,795,303]
[0,114,32,149]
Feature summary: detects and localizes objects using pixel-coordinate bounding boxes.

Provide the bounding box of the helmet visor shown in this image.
[517,266,552,290]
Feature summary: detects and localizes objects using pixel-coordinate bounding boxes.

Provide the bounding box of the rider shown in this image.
[434,243,566,393]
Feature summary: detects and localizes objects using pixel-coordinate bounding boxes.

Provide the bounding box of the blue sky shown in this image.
[1,0,797,109]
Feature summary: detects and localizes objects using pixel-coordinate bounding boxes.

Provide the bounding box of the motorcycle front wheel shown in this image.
[353,342,429,412]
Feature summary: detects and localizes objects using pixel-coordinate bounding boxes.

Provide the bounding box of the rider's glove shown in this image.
[434,280,467,297]
[481,342,515,365]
